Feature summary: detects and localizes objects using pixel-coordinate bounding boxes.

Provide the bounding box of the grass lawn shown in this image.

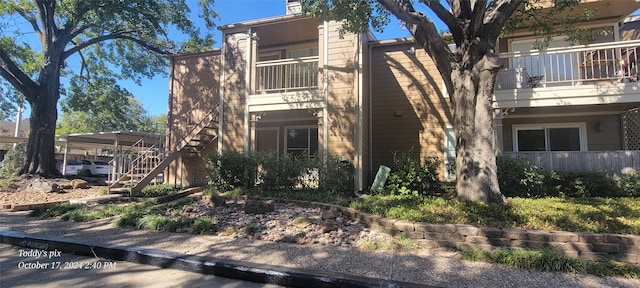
[350,195,640,235]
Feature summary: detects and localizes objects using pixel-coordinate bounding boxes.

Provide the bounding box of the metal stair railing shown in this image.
[109,100,220,193]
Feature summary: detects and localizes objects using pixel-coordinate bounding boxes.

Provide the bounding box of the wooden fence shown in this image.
[502,151,640,174]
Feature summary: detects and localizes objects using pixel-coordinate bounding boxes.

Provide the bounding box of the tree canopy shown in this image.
[56,76,160,134]
[0,0,217,176]
[302,0,591,203]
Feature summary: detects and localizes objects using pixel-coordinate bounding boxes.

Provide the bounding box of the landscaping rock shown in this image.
[320,219,339,233]
[291,216,314,228]
[71,179,89,189]
[321,209,337,220]
[24,177,61,193]
[210,195,227,207]
[243,199,274,214]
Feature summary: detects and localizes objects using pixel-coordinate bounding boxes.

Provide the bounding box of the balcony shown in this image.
[255,56,319,93]
[494,40,640,108]
[249,56,323,112]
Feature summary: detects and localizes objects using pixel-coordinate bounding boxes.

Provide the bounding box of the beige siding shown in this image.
[370,42,453,179]
[167,51,221,186]
[501,106,627,152]
[326,21,357,163]
[221,32,249,152]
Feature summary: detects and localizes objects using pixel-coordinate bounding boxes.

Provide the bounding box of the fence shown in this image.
[502,150,640,174]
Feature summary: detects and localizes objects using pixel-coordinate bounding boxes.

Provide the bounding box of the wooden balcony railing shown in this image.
[255,56,319,93]
[496,40,640,90]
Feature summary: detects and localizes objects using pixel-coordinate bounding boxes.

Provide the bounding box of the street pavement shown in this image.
[0,244,281,288]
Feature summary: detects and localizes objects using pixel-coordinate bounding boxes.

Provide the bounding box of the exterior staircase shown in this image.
[108,103,220,194]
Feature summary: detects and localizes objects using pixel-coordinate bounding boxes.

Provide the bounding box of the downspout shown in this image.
[323,20,329,164]
[368,42,373,192]
[356,34,364,192]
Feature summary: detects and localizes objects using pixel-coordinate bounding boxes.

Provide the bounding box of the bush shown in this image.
[543,170,621,198]
[497,155,623,198]
[496,155,545,198]
[618,171,640,197]
[206,151,347,193]
[256,152,308,190]
[0,144,26,177]
[139,184,184,197]
[385,152,444,196]
[206,151,258,190]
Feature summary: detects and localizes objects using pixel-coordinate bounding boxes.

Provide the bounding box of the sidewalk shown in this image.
[1,211,639,288]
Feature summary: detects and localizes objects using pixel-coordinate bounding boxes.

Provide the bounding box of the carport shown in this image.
[56,131,164,176]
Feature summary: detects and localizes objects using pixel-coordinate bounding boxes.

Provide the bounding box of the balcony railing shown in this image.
[255,56,319,93]
[496,40,640,90]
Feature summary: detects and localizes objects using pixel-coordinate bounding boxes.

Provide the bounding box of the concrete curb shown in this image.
[0,229,432,288]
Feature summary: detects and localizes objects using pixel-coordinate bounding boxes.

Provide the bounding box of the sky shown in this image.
[125,0,415,117]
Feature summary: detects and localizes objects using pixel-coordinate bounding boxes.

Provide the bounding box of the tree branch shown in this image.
[377,0,456,95]
[14,8,43,42]
[0,48,38,102]
[58,2,94,45]
[419,0,464,46]
[470,0,487,37]
[35,0,58,43]
[63,31,172,60]
[484,0,525,33]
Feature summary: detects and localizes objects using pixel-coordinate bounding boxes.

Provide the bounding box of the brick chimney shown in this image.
[286,0,302,15]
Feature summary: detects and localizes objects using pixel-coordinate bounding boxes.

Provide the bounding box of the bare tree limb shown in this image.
[484,0,525,33]
[419,0,464,46]
[14,7,43,42]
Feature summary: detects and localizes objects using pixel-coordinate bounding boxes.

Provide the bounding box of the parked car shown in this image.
[61,159,111,177]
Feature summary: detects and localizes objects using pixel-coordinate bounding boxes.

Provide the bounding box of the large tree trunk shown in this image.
[20,91,60,177]
[18,57,62,177]
[451,55,507,204]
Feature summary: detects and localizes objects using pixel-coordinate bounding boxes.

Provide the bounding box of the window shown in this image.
[513,124,586,152]
[444,126,456,180]
[286,127,318,156]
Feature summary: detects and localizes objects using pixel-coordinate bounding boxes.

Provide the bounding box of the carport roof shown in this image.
[56,131,164,150]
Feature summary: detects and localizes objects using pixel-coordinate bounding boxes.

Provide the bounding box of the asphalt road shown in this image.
[0,244,282,288]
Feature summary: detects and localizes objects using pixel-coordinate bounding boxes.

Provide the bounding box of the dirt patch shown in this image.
[0,175,106,207]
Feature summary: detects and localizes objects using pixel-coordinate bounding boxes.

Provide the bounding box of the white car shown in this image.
[64,159,111,177]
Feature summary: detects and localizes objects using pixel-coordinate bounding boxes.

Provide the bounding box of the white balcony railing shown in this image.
[496,40,640,90]
[255,56,319,93]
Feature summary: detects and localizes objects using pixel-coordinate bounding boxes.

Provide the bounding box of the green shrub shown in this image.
[0,144,26,177]
[543,170,621,198]
[497,156,622,198]
[139,184,184,197]
[256,152,307,190]
[496,155,546,198]
[618,171,640,197]
[206,151,258,190]
[191,216,217,235]
[385,152,444,196]
[207,151,347,193]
